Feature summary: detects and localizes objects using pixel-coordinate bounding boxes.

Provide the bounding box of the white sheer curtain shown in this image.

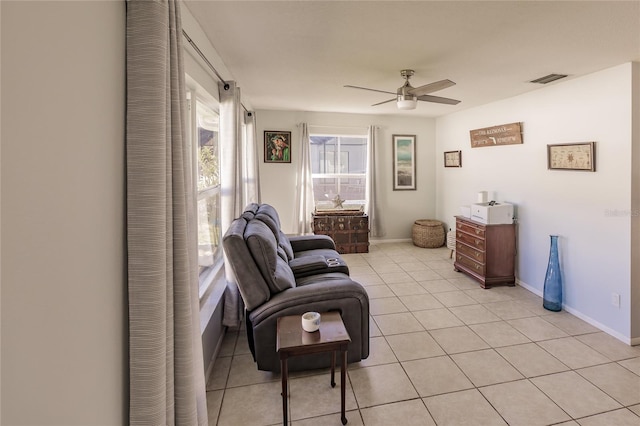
[219,81,256,327]
[219,81,243,232]
[243,111,261,205]
[126,0,207,424]
[294,123,315,234]
[366,125,384,237]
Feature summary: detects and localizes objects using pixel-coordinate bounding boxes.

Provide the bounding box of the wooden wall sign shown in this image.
[470,122,523,148]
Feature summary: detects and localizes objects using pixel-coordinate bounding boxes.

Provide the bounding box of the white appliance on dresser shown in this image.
[470,202,514,225]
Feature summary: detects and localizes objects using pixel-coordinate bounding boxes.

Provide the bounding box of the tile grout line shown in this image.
[208,243,639,425]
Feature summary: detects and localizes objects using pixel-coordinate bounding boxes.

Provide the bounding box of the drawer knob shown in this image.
[475,229,481,235]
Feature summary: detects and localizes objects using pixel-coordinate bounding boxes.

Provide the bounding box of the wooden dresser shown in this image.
[312,213,369,254]
[453,216,516,288]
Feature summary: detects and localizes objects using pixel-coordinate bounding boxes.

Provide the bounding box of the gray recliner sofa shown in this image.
[223,203,370,372]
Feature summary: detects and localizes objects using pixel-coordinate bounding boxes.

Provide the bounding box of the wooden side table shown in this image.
[276,311,351,425]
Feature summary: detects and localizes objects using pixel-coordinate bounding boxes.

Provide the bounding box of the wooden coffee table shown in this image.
[276,311,351,425]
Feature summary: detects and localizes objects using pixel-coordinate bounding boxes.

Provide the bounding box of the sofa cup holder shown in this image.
[327,258,341,267]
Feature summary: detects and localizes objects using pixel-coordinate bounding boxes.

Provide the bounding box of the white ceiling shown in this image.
[184,1,640,118]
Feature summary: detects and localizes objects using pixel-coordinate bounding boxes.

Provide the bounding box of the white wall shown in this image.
[436,63,635,342]
[1,2,126,424]
[256,110,436,239]
[631,61,640,342]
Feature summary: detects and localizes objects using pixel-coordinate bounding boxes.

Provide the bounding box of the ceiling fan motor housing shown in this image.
[400,69,415,79]
[397,69,418,109]
[397,93,417,110]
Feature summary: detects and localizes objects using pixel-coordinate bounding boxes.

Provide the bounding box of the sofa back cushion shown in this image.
[242,203,260,221]
[222,218,272,310]
[255,204,280,235]
[245,220,296,294]
[255,204,295,261]
[278,230,294,260]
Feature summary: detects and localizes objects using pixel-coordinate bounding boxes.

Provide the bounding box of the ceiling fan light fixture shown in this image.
[397,94,417,110]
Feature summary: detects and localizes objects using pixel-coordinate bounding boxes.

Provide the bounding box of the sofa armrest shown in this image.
[289,255,328,277]
[247,275,370,371]
[249,275,367,325]
[288,234,336,252]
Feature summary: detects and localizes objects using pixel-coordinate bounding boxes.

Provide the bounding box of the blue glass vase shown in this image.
[543,235,563,311]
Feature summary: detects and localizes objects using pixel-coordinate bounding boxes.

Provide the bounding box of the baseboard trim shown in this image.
[517,279,635,346]
[370,238,412,244]
[516,279,543,298]
[204,326,226,382]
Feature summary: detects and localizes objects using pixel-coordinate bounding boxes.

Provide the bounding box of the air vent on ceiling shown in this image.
[529,74,568,84]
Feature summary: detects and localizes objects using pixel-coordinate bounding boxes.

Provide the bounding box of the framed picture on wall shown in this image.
[444,150,462,167]
[264,130,291,163]
[392,134,416,190]
[547,142,595,171]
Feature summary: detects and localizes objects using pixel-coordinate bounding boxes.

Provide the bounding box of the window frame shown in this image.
[186,88,223,298]
[309,133,368,207]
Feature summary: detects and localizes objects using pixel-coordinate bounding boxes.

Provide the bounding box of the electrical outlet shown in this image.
[611,293,620,308]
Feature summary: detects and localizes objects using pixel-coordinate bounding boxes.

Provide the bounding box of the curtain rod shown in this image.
[182,29,249,114]
[307,124,370,130]
[182,29,226,83]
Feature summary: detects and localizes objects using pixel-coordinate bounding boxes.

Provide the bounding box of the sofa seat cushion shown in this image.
[245,220,296,294]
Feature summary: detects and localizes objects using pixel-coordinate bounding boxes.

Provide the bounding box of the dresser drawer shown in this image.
[457,220,485,238]
[456,253,485,275]
[456,230,485,251]
[456,242,485,263]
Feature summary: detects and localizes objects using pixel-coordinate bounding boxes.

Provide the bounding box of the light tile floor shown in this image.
[206,242,640,425]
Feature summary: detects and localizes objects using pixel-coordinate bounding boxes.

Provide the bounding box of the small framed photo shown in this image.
[444,150,462,167]
[547,142,595,171]
[264,131,291,163]
[392,134,416,190]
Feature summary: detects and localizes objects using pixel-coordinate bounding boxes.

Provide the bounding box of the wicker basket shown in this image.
[412,219,445,248]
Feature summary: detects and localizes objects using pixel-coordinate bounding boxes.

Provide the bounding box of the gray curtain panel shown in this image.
[367,125,385,237]
[126,0,207,424]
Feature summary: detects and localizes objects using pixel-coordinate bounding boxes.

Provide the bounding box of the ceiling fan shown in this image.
[345,69,461,110]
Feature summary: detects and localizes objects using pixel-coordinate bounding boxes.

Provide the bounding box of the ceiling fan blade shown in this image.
[409,79,456,96]
[417,94,461,105]
[344,85,396,95]
[371,98,396,107]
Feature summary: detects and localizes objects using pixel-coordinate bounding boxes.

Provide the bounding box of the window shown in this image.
[192,98,222,280]
[310,134,368,206]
